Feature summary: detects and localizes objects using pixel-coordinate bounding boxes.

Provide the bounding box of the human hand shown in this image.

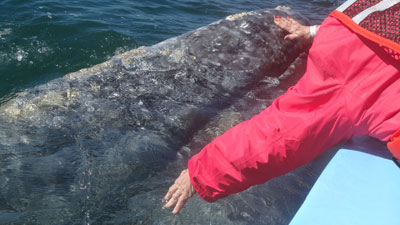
[163,169,196,214]
[274,16,317,42]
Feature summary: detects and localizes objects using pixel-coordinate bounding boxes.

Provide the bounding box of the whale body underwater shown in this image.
[0,8,334,225]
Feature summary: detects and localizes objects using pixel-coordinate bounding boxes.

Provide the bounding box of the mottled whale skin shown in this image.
[0,8,322,225]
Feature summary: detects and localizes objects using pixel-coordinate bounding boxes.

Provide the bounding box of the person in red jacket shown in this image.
[163,0,400,214]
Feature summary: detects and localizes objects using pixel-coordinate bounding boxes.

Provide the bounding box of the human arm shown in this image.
[164,79,352,210]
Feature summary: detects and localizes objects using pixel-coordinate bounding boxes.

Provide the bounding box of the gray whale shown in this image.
[0,7,330,225]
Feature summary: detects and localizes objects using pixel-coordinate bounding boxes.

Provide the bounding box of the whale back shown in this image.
[0,8,312,225]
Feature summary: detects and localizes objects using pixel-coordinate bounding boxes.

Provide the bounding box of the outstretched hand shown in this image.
[163,169,196,214]
[274,16,315,42]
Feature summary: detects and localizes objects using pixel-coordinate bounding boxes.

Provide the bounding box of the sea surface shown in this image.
[0,1,343,225]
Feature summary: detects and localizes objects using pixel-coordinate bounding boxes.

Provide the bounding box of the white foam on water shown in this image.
[0,28,12,40]
[37,46,50,54]
[1,39,53,64]
[15,49,27,62]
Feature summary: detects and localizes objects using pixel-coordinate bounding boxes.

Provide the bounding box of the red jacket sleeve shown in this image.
[188,15,400,202]
[188,84,352,202]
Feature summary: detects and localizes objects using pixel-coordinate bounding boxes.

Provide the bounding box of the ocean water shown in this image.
[0,1,343,225]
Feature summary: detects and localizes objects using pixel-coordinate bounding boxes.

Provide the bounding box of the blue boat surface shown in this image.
[289,137,400,225]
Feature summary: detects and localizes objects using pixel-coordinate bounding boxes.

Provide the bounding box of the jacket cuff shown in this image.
[187,155,217,203]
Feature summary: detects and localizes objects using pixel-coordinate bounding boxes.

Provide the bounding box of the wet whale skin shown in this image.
[0,8,319,225]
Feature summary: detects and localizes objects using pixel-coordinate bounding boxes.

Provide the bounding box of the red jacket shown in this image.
[188,16,400,202]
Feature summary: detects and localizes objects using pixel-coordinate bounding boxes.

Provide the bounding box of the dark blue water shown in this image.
[0,0,340,104]
[0,1,343,224]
